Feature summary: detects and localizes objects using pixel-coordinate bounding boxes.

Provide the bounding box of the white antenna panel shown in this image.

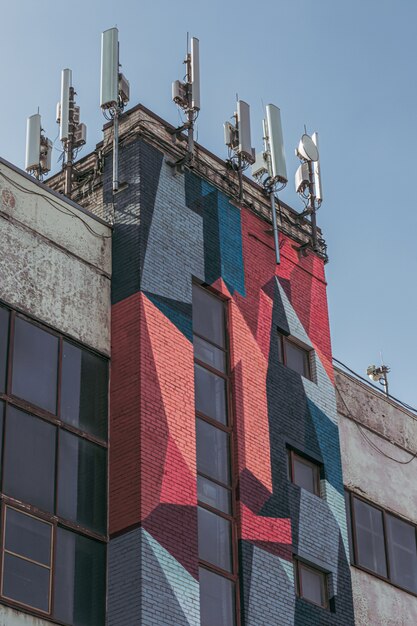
[25,114,41,171]
[100,27,119,108]
[237,100,254,162]
[60,68,72,142]
[252,151,268,178]
[190,37,200,110]
[312,132,323,201]
[266,104,287,183]
[295,162,310,193]
[224,121,235,147]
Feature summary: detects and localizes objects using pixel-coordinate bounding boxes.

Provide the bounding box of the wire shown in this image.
[0,169,111,239]
[335,383,417,465]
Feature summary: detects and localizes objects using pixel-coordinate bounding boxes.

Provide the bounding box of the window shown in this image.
[346,491,417,595]
[295,560,328,608]
[193,285,237,626]
[288,450,321,496]
[0,305,108,623]
[277,332,312,379]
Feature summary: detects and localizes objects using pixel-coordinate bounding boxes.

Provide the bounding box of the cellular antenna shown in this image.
[252,104,288,264]
[224,99,255,202]
[294,130,323,252]
[25,113,52,180]
[171,35,200,164]
[57,69,87,198]
[100,27,130,193]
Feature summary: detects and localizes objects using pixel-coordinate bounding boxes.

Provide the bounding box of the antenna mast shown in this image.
[294,131,323,253]
[100,28,130,193]
[25,113,53,180]
[57,69,87,198]
[171,36,200,166]
[252,104,288,264]
[224,99,255,203]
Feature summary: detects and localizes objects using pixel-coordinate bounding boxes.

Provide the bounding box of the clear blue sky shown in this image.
[1,0,416,406]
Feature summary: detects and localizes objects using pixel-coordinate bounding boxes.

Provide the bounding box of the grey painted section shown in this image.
[0,605,59,626]
[108,530,141,626]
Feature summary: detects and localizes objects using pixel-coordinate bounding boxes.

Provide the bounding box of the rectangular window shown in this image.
[199,567,235,626]
[12,317,59,414]
[347,491,417,595]
[2,507,52,613]
[277,332,312,379]
[198,506,232,573]
[288,450,320,496]
[295,560,328,608]
[194,364,227,425]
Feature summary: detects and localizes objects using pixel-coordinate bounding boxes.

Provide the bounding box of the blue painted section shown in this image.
[307,398,344,496]
[217,191,246,297]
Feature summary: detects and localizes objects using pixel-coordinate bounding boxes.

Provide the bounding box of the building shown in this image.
[336,365,417,626]
[4,99,415,626]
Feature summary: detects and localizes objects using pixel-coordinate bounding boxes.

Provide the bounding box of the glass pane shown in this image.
[195,364,227,424]
[299,564,326,607]
[5,508,51,566]
[199,567,235,626]
[198,507,232,572]
[12,317,58,413]
[194,335,226,373]
[0,306,9,392]
[353,497,387,576]
[61,342,108,439]
[285,340,309,378]
[198,476,231,514]
[3,406,56,512]
[54,528,106,626]
[386,514,417,592]
[192,286,225,348]
[292,456,319,495]
[58,431,107,534]
[3,553,50,612]
[196,419,230,486]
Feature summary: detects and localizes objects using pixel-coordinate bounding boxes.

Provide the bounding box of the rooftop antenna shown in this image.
[367,363,390,397]
[294,130,323,253]
[100,27,130,193]
[171,35,200,165]
[252,104,288,264]
[56,68,87,198]
[25,113,52,180]
[224,99,255,203]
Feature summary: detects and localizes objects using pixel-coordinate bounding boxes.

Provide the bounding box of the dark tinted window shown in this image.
[199,567,235,626]
[194,335,226,372]
[198,476,231,514]
[198,507,232,572]
[3,406,56,512]
[2,508,52,613]
[297,562,327,607]
[192,286,225,347]
[61,342,108,439]
[285,341,309,378]
[195,364,227,424]
[58,431,107,534]
[353,497,387,577]
[386,514,417,593]
[291,453,320,496]
[196,419,230,485]
[0,307,9,392]
[12,317,58,413]
[54,528,106,626]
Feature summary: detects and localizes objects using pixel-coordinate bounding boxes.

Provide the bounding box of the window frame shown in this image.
[0,301,108,622]
[294,559,329,609]
[192,283,240,625]
[277,332,312,380]
[288,449,321,497]
[346,490,417,597]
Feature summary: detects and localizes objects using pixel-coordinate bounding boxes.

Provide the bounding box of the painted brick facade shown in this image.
[103,110,354,625]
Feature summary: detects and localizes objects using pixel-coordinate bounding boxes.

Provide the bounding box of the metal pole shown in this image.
[113,110,119,193]
[308,160,318,252]
[64,86,75,199]
[270,190,280,265]
[186,52,194,162]
[383,370,389,397]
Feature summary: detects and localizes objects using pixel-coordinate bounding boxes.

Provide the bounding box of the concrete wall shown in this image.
[0,605,56,626]
[335,368,417,625]
[0,158,111,355]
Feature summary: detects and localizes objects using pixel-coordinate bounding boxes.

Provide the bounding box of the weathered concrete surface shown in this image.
[0,159,111,355]
[351,568,417,626]
[0,604,59,626]
[336,367,417,624]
